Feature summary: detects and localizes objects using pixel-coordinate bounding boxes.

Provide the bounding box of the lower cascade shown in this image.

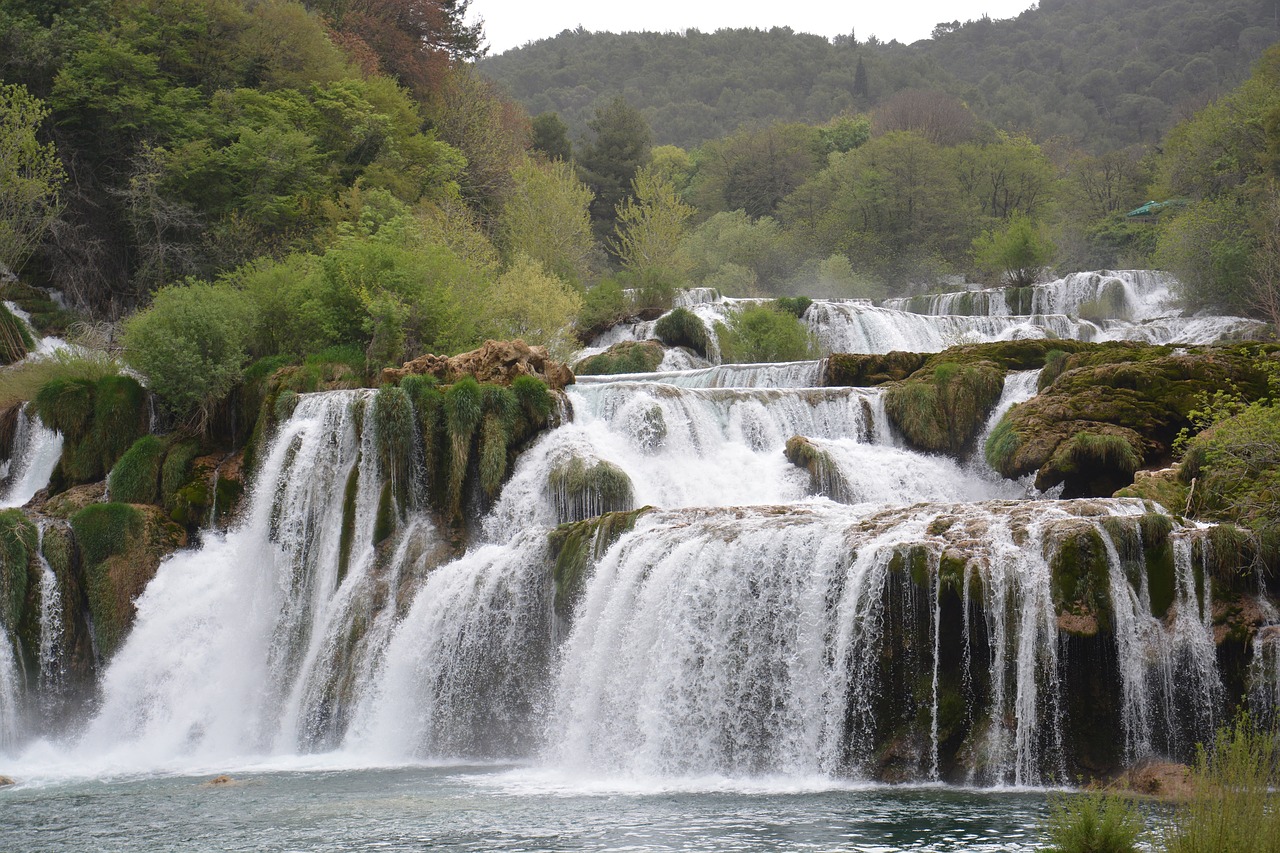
[0,311,1277,790]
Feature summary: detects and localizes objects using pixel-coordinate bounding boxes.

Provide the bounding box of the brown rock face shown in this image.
[382,340,575,390]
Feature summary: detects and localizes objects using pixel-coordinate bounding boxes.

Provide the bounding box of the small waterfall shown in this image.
[35,526,65,717]
[1248,627,1280,730]
[0,405,64,508]
[0,617,20,753]
[576,360,826,389]
[71,390,441,766]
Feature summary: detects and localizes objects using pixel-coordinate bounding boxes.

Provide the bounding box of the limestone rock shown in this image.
[383,339,574,390]
[0,775,15,787]
[40,482,106,519]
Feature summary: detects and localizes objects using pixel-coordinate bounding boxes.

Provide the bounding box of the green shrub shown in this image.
[92,375,147,474]
[653,307,709,356]
[161,439,202,510]
[547,456,635,523]
[122,282,256,425]
[1041,789,1144,853]
[511,375,553,427]
[577,278,632,340]
[1164,717,1280,853]
[108,435,166,505]
[774,296,813,319]
[0,302,34,365]
[716,304,819,364]
[32,376,96,441]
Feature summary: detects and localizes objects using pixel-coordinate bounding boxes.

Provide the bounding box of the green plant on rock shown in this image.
[70,502,146,656]
[716,303,819,364]
[443,377,482,520]
[885,361,1005,456]
[107,435,165,505]
[575,340,665,375]
[548,508,651,617]
[1040,788,1144,853]
[774,296,813,319]
[0,509,35,632]
[547,456,635,524]
[0,303,34,365]
[33,374,147,489]
[372,384,416,514]
[653,307,709,357]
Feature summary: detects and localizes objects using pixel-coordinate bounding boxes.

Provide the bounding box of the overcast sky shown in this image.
[469,0,1038,54]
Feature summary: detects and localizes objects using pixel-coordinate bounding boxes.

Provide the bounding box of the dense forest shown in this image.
[0,0,1278,430]
[480,0,1280,151]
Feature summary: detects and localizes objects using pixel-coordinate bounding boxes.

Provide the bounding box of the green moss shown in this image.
[479,413,509,498]
[32,377,96,441]
[1038,349,1070,391]
[1044,431,1143,496]
[161,440,202,510]
[1139,513,1176,618]
[548,508,652,617]
[107,435,166,505]
[1004,286,1034,315]
[0,302,35,365]
[274,389,299,423]
[575,340,665,375]
[548,457,635,523]
[373,481,395,545]
[1048,524,1112,635]
[373,385,415,507]
[337,464,360,583]
[887,545,933,590]
[0,509,36,631]
[654,307,710,357]
[444,377,483,520]
[71,503,146,655]
[825,351,927,387]
[784,435,850,501]
[885,361,1005,456]
[92,375,147,474]
[984,415,1023,475]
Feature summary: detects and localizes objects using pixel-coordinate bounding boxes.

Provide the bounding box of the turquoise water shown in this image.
[0,765,1053,852]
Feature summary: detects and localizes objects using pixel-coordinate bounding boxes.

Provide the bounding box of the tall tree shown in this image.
[576,96,651,242]
[0,83,65,274]
[530,112,571,161]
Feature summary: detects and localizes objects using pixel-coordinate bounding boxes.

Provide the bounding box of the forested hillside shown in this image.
[479,0,1279,150]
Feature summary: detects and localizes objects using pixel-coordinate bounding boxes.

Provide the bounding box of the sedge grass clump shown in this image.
[654,307,710,357]
[0,509,36,631]
[547,456,635,524]
[443,377,482,519]
[1040,788,1145,853]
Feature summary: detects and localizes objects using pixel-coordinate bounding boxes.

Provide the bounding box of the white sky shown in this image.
[469,0,1038,54]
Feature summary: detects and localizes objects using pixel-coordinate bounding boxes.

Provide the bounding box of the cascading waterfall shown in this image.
[34,526,65,720]
[0,404,64,509]
[0,615,19,753]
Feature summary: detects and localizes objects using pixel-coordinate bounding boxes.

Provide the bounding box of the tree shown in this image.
[689,122,821,219]
[498,156,595,285]
[971,212,1055,286]
[576,96,651,241]
[530,112,571,161]
[872,90,981,146]
[853,56,869,99]
[122,282,256,426]
[612,166,692,276]
[479,254,582,358]
[0,83,65,274]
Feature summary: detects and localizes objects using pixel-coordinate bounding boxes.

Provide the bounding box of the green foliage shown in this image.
[885,361,1006,456]
[653,307,709,357]
[498,157,594,286]
[511,375,553,427]
[0,509,36,632]
[107,435,165,505]
[576,278,632,339]
[716,304,819,364]
[547,456,635,524]
[31,373,146,488]
[1040,789,1145,853]
[971,213,1056,286]
[0,302,35,365]
[69,502,147,657]
[531,112,571,161]
[0,82,65,274]
[160,439,202,510]
[681,211,795,295]
[574,341,665,376]
[478,254,583,359]
[576,95,652,240]
[612,165,693,276]
[443,376,482,519]
[373,384,415,509]
[123,283,255,424]
[1164,717,1280,853]
[92,375,148,474]
[774,297,812,319]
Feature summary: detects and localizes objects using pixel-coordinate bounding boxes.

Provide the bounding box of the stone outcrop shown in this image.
[383,339,574,390]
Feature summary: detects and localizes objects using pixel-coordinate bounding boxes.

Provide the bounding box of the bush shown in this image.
[108,435,165,505]
[716,304,819,364]
[971,212,1055,287]
[1164,717,1280,853]
[774,296,812,319]
[0,349,122,412]
[574,340,665,375]
[653,307,709,356]
[1041,789,1144,853]
[123,283,257,425]
[577,277,632,340]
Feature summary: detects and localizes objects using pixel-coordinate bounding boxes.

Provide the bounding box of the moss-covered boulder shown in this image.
[547,456,635,524]
[547,507,654,618]
[1045,522,1112,637]
[824,351,927,387]
[70,503,186,658]
[784,436,851,502]
[32,374,148,492]
[0,509,37,643]
[107,436,166,505]
[383,338,574,390]
[0,301,35,365]
[654,308,709,357]
[985,344,1276,497]
[885,361,1005,456]
[40,520,96,686]
[574,340,665,376]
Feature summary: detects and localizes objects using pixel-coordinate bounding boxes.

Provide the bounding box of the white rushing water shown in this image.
[0,274,1264,795]
[0,405,63,508]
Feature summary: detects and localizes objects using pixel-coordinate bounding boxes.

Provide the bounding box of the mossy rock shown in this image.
[33,375,148,492]
[0,301,35,365]
[41,482,106,519]
[1045,521,1112,636]
[70,503,187,658]
[1113,466,1188,514]
[0,509,37,635]
[654,308,709,357]
[784,435,851,502]
[574,340,665,376]
[884,361,1005,456]
[40,521,96,686]
[0,282,76,337]
[825,351,927,387]
[547,456,635,524]
[107,435,166,505]
[548,507,654,618]
[987,343,1276,497]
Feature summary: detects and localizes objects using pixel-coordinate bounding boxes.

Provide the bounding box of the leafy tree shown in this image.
[577,95,651,240]
[122,282,256,425]
[681,210,795,293]
[612,166,692,276]
[971,212,1055,286]
[498,156,595,285]
[479,254,582,358]
[689,122,821,219]
[530,112,571,161]
[0,83,65,274]
[871,90,982,146]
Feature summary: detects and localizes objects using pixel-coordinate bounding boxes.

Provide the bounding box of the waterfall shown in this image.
[0,616,19,753]
[70,390,442,767]
[0,405,64,508]
[35,526,65,717]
